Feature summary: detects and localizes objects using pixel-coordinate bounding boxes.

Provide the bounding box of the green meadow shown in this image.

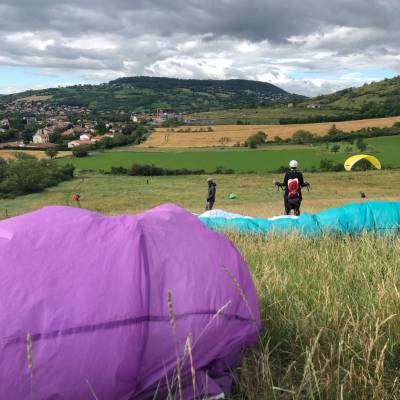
[59,135,400,173]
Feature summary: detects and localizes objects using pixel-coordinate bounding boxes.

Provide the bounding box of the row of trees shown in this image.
[240,123,395,149]
[109,164,235,176]
[289,123,400,145]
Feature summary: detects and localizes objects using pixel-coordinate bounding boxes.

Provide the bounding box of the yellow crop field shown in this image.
[0,150,71,160]
[140,116,400,148]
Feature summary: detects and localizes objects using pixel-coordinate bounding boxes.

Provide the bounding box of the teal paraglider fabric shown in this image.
[199,201,400,236]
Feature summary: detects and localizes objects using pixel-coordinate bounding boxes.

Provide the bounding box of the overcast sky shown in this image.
[1,0,400,96]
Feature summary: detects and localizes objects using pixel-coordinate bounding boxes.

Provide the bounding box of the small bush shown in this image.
[245,131,268,148]
[330,144,340,153]
[356,138,367,151]
[292,130,317,144]
[214,166,235,174]
[320,158,344,171]
[72,145,90,157]
[110,166,128,174]
[45,147,58,159]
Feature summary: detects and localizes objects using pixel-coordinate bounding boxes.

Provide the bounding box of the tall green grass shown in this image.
[230,233,400,399]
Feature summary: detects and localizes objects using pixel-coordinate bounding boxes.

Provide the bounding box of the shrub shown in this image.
[110,166,128,175]
[0,158,74,198]
[356,138,367,151]
[45,147,58,159]
[214,166,235,174]
[292,130,317,144]
[245,131,267,148]
[320,158,344,171]
[72,145,90,157]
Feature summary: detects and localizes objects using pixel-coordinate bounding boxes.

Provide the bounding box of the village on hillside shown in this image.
[0,99,183,149]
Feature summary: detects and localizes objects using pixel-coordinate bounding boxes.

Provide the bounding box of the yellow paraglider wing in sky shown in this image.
[344,154,381,171]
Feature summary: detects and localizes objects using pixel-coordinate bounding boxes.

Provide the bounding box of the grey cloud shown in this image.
[1,0,399,41]
[0,0,400,95]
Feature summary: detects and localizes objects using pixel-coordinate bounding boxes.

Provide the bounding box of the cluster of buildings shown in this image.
[1,100,89,117]
[131,109,183,125]
[66,132,117,149]
[1,102,186,150]
[30,119,123,149]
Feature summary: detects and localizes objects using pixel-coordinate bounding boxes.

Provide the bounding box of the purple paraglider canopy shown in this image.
[0,204,260,399]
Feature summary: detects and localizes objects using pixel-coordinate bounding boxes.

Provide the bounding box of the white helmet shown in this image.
[289,160,298,168]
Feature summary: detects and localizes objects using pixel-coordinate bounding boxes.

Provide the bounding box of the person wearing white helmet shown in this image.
[275,160,310,215]
[289,160,298,169]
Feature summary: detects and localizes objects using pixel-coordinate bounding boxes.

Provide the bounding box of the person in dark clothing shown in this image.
[275,160,310,216]
[206,178,217,210]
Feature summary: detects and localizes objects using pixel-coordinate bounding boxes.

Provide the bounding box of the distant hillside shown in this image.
[184,76,400,124]
[301,75,400,117]
[0,76,304,113]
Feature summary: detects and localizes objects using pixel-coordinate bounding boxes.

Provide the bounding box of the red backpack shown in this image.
[287,178,300,199]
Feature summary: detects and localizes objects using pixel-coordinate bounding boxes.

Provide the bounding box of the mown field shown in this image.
[1,170,400,399]
[0,149,71,160]
[59,135,400,173]
[140,116,400,148]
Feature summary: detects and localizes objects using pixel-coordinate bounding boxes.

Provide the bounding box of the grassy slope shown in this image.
[58,135,400,172]
[303,75,400,110]
[1,170,398,219]
[186,76,400,123]
[2,170,400,398]
[185,106,347,124]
